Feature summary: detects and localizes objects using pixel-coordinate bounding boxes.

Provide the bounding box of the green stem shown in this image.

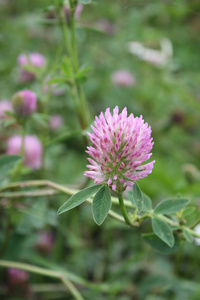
[0,180,134,208]
[185,227,200,239]
[0,180,127,224]
[0,221,10,258]
[58,3,89,138]
[61,276,84,300]
[0,260,85,300]
[155,214,178,226]
[118,192,133,226]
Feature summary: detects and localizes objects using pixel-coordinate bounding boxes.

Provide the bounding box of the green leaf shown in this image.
[75,67,92,83]
[183,227,193,243]
[61,57,73,78]
[152,217,174,247]
[154,198,190,215]
[182,204,200,227]
[46,77,67,84]
[57,185,102,215]
[0,155,22,181]
[143,193,152,212]
[131,183,143,212]
[92,186,111,226]
[0,118,16,128]
[78,0,92,4]
[182,206,196,217]
[142,233,179,254]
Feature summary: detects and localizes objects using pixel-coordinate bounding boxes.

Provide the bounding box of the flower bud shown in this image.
[35,231,54,254]
[12,90,37,118]
[8,268,29,286]
[7,268,30,297]
[7,135,42,169]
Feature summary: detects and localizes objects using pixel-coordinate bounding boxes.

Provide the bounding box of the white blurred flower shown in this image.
[194,224,200,246]
[127,38,173,67]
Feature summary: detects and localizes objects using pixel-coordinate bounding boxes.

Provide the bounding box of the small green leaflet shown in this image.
[142,193,152,212]
[152,217,174,248]
[131,182,143,212]
[46,77,67,85]
[92,186,111,226]
[0,155,22,181]
[183,227,193,243]
[154,198,190,215]
[78,0,92,4]
[57,184,102,215]
[142,233,179,254]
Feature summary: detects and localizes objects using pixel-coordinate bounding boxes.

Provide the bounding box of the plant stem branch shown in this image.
[0,180,130,224]
[0,180,134,208]
[118,192,134,226]
[0,260,85,300]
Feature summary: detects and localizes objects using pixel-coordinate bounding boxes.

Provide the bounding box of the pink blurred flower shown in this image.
[43,77,64,96]
[0,100,13,118]
[49,115,63,130]
[17,52,46,82]
[111,70,136,87]
[84,106,155,192]
[95,19,116,35]
[64,4,83,21]
[12,90,37,118]
[35,231,54,254]
[8,268,30,297]
[8,268,29,286]
[7,135,42,169]
[75,4,83,19]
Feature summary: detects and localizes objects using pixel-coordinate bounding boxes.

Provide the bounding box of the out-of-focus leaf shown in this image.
[78,0,92,4]
[152,217,174,247]
[182,206,196,217]
[182,204,200,227]
[143,193,153,212]
[61,57,73,78]
[154,198,190,215]
[183,227,193,243]
[46,77,67,84]
[0,155,22,181]
[143,233,179,254]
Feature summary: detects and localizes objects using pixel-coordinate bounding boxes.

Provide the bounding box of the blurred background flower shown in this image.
[17,52,46,82]
[7,135,42,169]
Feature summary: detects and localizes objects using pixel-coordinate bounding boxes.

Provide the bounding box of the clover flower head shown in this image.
[12,90,37,118]
[7,135,42,169]
[84,106,155,192]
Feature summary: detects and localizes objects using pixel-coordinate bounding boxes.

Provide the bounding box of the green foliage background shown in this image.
[0,0,200,299]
